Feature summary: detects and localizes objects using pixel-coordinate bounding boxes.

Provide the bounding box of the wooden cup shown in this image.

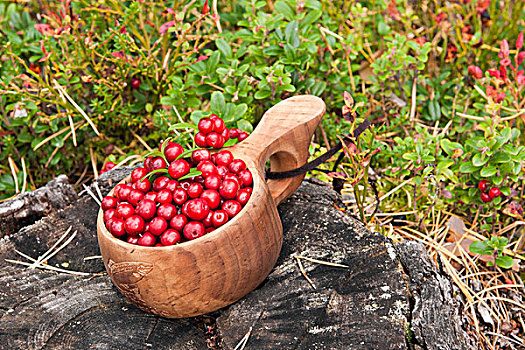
[97,95,325,317]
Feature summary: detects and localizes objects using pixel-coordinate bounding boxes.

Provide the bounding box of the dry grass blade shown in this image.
[6,258,92,276]
[67,114,77,146]
[485,332,524,347]
[94,181,104,202]
[83,255,102,261]
[233,327,253,350]
[20,157,27,194]
[113,154,142,170]
[90,147,99,179]
[131,131,153,152]
[29,229,77,269]
[28,226,72,269]
[364,178,412,211]
[83,184,102,206]
[33,119,83,151]
[7,156,19,194]
[295,255,316,289]
[295,255,350,268]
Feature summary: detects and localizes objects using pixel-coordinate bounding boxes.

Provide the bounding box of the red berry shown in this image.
[221,128,230,140]
[236,188,251,205]
[223,174,240,186]
[202,211,214,227]
[103,208,117,223]
[153,176,170,192]
[200,189,221,209]
[198,118,213,134]
[219,179,240,199]
[170,214,188,232]
[212,210,229,228]
[157,203,177,221]
[160,229,181,246]
[183,221,206,240]
[156,189,173,204]
[217,165,229,178]
[192,149,211,163]
[165,179,179,192]
[187,183,204,198]
[481,192,492,203]
[478,180,490,192]
[204,174,221,190]
[144,157,155,172]
[244,187,253,194]
[150,217,168,236]
[238,169,253,187]
[116,185,132,201]
[179,180,192,190]
[104,162,116,171]
[205,132,223,149]
[101,196,118,210]
[138,232,156,246]
[173,188,188,205]
[488,187,501,198]
[222,200,242,218]
[113,184,126,198]
[109,218,126,237]
[168,159,190,179]
[206,227,216,233]
[182,198,210,221]
[116,202,135,219]
[195,132,208,148]
[125,215,145,236]
[238,132,249,141]
[215,150,234,166]
[209,114,219,120]
[126,236,139,245]
[136,199,157,220]
[150,157,167,171]
[131,167,148,182]
[212,118,226,133]
[193,175,205,185]
[229,159,246,174]
[144,191,157,202]
[197,160,218,177]
[165,143,184,162]
[128,189,145,206]
[229,128,239,139]
[131,78,141,90]
[135,178,151,192]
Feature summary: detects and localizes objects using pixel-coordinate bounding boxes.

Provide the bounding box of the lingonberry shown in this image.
[192,149,211,163]
[212,210,229,228]
[168,159,190,179]
[173,188,188,205]
[156,189,173,204]
[478,180,490,192]
[126,235,139,245]
[150,157,167,171]
[205,132,223,148]
[164,143,184,162]
[229,128,240,139]
[217,165,229,178]
[209,114,219,120]
[229,159,246,174]
[219,179,240,199]
[195,132,208,147]
[170,214,188,232]
[198,118,213,133]
[244,187,253,194]
[204,174,221,190]
[193,175,205,185]
[134,178,151,192]
[116,202,135,219]
[200,189,220,209]
[222,200,242,218]
[103,208,117,223]
[238,169,253,187]
[144,191,157,202]
[101,196,118,210]
[202,211,214,227]
[238,132,249,141]
[197,160,218,177]
[221,128,230,140]
[131,77,141,90]
[136,199,157,220]
[206,227,216,233]
[212,118,226,133]
[128,189,145,206]
[223,174,240,186]
[109,218,126,237]
[188,183,204,198]
[183,221,206,240]
[179,180,192,190]
[488,187,501,199]
[481,193,492,203]
[113,184,126,198]
[165,179,179,192]
[131,167,148,182]
[150,217,168,236]
[182,198,210,221]
[124,215,145,236]
[138,232,156,246]
[215,150,234,166]
[153,176,170,192]
[160,229,181,246]
[104,162,116,171]
[116,185,132,201]
[236,189,251,206]
[157,203,177,221]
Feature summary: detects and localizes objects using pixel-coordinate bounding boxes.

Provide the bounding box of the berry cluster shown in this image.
[195,114,249,149]
[479,180,501,203]
[102,147,253,246]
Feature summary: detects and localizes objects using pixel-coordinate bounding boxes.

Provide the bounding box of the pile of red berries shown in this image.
[195,114,249,149]
[101,146,254,246]
[479,180,501,203]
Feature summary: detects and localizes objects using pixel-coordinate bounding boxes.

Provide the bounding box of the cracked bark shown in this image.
[0,169,474,349]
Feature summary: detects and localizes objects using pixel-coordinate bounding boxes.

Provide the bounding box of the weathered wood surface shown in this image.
[0,168,474,349]
[0,175,77,238]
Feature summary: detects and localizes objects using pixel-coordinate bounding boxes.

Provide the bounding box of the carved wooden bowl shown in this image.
[97,95,325,318]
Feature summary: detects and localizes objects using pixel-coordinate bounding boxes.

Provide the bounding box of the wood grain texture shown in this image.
[97,95,326,318]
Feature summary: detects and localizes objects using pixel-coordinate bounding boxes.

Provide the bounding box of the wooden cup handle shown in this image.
[232,95,325,205]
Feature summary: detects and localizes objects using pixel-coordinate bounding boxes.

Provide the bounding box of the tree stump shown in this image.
[0,169,474,349]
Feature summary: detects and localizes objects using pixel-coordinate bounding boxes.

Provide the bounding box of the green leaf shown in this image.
[178,170,202,181]
[428,99,441,121]
[140,168,169,182]
[210,91,226,115]
[377,21,391,36]
[495,255,514,269]
[274,1,295,20]
[230,104,248,121]
[254,89,271,99]
[480,166,497,177]
[176,147,204,160]
[237,119,253,132]
[206,51,220,73]
[459,162,479,173]
[168,123,198,131]
[300,9,322,28]
[490,151,511,163]
[472,153,486,167]
[311,81,326,96]
[263,45,282,56]
[469,241,493,255]
[440,139,463,155]
[216,39,232,59]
